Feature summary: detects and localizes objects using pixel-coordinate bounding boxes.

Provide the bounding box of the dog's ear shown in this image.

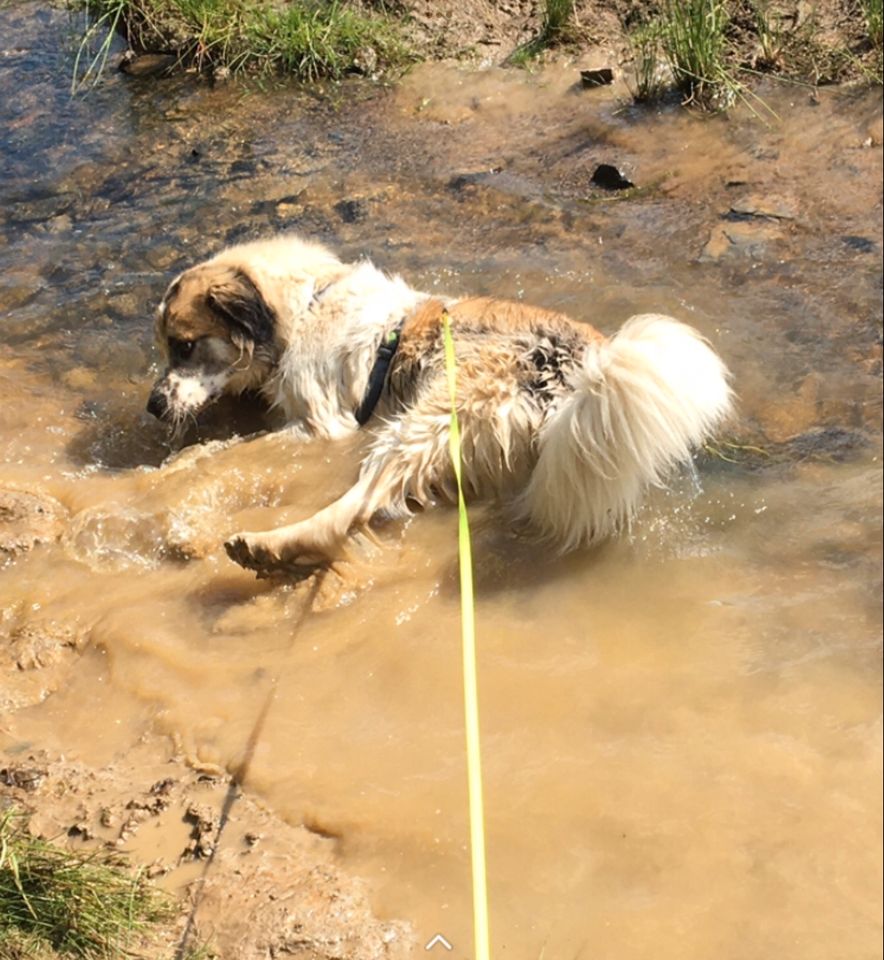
[206,268,276,349]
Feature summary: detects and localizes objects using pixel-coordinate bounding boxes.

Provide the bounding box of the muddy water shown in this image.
[2,3,882,957]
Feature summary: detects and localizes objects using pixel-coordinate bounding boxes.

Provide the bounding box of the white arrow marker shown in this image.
[425,933,453,951]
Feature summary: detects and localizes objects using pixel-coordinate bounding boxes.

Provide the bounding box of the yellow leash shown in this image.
[441,310,492,960]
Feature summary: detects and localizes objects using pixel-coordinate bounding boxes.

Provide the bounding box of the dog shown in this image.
[147,234,732,575]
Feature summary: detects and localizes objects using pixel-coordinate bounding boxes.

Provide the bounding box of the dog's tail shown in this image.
[516,314,733,550]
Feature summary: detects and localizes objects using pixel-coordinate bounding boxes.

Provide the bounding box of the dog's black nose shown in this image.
[146,391,168,419]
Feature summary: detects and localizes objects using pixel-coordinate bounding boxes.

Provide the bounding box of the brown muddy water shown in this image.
[1,3,883,958]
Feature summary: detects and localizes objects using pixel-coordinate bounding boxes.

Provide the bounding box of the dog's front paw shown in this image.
[224,531,323,579]
[224,532,276,572]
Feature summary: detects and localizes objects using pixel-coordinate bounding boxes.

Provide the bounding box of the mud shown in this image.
[0,490,67,559]
[1,2,882,959]
[1,746,411,959]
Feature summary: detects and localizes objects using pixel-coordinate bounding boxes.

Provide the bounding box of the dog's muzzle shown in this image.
[146,369,228,424]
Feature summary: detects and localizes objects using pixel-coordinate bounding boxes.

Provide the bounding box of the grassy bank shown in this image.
[73,0,882,103]
[0,810,171,959]
[509,0,881,107]
[75,0,410,86]
[626,0,883,108]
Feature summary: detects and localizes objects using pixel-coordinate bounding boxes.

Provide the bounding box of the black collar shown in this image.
[354,322,405,426]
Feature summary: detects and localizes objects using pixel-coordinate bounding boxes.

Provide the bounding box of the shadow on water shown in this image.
[64,392,280,470]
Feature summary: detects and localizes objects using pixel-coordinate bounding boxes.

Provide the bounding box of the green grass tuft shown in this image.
[542,0,576,39]
[73,0,410,89]
[628,21,666,102]
[659,0,735,106]
[0,809,172,959]
[864,0,883,47]
[507,0,577,66]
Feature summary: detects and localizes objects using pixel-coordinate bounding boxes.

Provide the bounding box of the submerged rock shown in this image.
[784,426,869,462]
[334,198,368,223]
[729,193,799,220]
[0,489,67,559]
[842,235,878,254]
[119,52,177,78]
[700,220,784,261]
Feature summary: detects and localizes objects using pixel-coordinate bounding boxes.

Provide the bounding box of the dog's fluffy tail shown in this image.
[517,314,733,551]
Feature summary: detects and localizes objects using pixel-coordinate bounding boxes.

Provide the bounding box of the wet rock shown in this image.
[580,68,614,87]
[0,764,47,791]
[700,220,783,261]
[753,371,824,443]
[229,158,258,177]
[729,193,799,220]
[275,200,300,219]
[334,198,368,223]
[10,622,83,670]
[0,278,43,312]
[63,367,98,390]
[143,244,181,271]
[783,426,868,462]
[842,235,877,254]
[0,490,67,559]
[119,52,177,78]
[46,213,73,233]
[590,164,634,190]
[6,194,75,225]
[185,801,218,859]
[351,46,378,76]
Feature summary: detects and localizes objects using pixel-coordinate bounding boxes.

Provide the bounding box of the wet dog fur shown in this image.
[148,234,733,575]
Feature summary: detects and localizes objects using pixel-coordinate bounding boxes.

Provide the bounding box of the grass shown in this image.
[626,0,741,109]
[626,0,883,107]
[508,0,577,66]
[863,0,883,46]
[0,809,172,959]
[628,21,666,101]
[659,0,736,106]
[72,0,410,90]
[748,0,787,71]
[542,0,577,40]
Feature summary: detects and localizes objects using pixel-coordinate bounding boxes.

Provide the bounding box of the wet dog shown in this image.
[147,234,732,575]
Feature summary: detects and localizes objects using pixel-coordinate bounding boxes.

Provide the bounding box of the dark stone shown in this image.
[0,765,47,791]
[842,235,877,254]
[119,52,177,78]
[6,194,74,224]
[580,68,614,88]
[229,159,258,176]
[784,427,868,462]
[590,164,634,190]
[334,198,367,223]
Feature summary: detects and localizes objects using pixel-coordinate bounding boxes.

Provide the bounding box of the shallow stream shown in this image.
[1,4,882,958]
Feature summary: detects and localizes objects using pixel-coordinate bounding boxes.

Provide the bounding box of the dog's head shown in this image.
[147,263,281,429]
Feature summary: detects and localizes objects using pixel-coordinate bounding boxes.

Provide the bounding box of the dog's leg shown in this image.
[225,405,453,574]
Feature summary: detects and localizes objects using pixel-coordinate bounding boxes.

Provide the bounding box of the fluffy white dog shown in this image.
[146,235,732,574]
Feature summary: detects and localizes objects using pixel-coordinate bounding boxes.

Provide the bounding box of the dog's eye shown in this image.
[170,338,196,360]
